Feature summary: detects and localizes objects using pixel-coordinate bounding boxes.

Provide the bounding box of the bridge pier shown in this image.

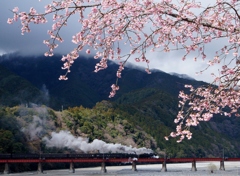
[219,160,225,171]
[161,160,167,172]
[37,162,43,174]
[191,160,197,171]
[4,163,10,174]
[132,161,137,171]
[101,162,107,173]
[69,162,75,173]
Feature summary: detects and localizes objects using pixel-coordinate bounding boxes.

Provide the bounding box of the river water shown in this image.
[4,162,240,176]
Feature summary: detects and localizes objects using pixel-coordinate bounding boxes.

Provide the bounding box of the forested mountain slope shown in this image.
[0,53,239,159]
[0,65,47,106]
[0,53,205,109]
[114,88,240,157]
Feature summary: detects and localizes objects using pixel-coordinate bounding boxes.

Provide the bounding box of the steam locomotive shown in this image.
[0,153,158,159]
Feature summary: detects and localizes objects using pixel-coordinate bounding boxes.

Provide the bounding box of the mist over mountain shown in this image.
[169,72,196,80]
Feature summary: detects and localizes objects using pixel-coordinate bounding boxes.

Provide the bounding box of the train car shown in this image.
[0,152,158,160]
[68,153,97,159]
[138,153,156,158]
[41,153,68,159]
[10,154,39,159]
[66,153,138,159]
[0,154,11,159]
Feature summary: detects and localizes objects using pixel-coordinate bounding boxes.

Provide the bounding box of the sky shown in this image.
[0,1,229,83]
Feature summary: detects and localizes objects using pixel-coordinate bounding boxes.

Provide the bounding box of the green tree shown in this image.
[0,130,14,153]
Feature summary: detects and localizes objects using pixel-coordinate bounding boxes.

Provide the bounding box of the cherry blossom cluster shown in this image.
[166,79,240,142]
[8,0,240,141]
[109,84,119,98]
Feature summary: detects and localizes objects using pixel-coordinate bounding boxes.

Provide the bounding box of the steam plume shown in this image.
[21,115,45,141]
[20,104,50,141]
[43,130,153,155]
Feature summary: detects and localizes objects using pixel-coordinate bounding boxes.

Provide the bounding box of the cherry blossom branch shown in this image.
[7,0,240,142]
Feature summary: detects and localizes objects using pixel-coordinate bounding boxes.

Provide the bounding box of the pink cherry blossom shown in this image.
[7,18,13,24]
[8,0,240,142]
[86,49,91,54]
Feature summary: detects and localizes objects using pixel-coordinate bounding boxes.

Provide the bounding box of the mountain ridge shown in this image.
[0,53,205,109]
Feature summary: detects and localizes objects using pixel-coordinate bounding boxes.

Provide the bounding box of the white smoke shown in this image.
[43,130,153,155]
[22,115,45,140]
[20,104,49,141]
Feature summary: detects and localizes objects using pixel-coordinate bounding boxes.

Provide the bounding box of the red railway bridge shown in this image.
[1,157,240,174]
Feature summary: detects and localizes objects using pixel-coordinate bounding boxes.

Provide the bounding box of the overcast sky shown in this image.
[0,1,228,83]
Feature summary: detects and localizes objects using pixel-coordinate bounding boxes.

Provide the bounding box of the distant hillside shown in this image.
[0,53,205,109]
[0,104,156,155]
[0,65,48,107]
[0,53,240,160]
[114,87,240,158]
[1,99,239,160]
[0,54,117,109]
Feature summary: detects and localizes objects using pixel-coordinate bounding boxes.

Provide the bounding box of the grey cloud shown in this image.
[0,1,79,56]
[0,1,230,83]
